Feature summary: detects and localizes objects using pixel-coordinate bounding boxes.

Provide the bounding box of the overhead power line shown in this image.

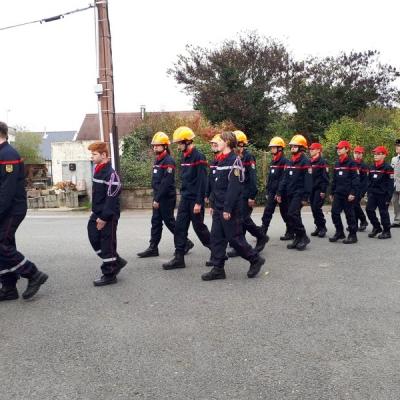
[0,4,94,31]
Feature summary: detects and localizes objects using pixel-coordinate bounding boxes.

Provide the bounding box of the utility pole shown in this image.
[95,0,119,172]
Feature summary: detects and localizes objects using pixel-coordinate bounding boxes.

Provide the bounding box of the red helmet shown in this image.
[372,146,388,155]
[309,142,322,150]
[353,146,365,153]
[336,140,351,150]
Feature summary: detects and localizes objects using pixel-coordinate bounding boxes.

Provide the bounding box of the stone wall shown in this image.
[27,189,80,209]
[121,188,153,209]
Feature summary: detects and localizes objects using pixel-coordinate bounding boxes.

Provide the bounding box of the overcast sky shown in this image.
[1,0,399,132]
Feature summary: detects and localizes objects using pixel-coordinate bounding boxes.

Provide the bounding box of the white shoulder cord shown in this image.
[107,172,122,197]
[228,156,245,183]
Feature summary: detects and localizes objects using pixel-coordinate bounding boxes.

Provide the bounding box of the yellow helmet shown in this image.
[172,126,195,143]
[151,131,170,145]
[289,134,308,148]
[233,130,248,144]
[210,134,221,144]
[268,136,286,148]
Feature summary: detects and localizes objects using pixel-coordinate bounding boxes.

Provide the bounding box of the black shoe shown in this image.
[296,235,310,251]
[137,245,159,258]
[317,227,327,238]
[184,239,194,255]
[368,227,382,238]
[162,253,186,270]
[329,232,345,242]
[0,286,19,301]
[310,227,320,237]
[358,222,368,232]
[93,274,117,287]
[115,256,127,275]
[255,234,268,253]
[280,231,295,241]
[287,236,300,249]
[202,267,226,281]
[391,223,400,228]
[378,231,391,239]
[227,249,239,258]
[247,257,265,278]
[22,271,48,299]
[343,234,357,244]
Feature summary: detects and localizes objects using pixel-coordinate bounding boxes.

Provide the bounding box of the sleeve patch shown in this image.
[5,164,13,173]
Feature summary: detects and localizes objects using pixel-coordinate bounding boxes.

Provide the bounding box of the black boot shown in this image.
[358,221,368,232]
[310,227,320,237]
[93,274,117,287]
[137,245,159,258]
[0,286,19,301]
[205,254,228,267]
[343,234,358,244]
[329,231,345,242]
[378,230,391,239]
[317,227,327,238]
[296,235,310,251]
[255,234,268,253]
[22,271,48,299]
[247,256,265,278]
[260,224,267,236]
[287,235,300,249]
[202,267,226,281]
[368,227,382,238]
[162,253,185,270]
[184,239,194,255]
[280,231,294,241]
[115,256,128,275]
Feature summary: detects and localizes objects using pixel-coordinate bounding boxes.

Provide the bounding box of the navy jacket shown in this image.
[91,162,121,221]
[354,160,369,196]
[213,151,244,213]
[206,156,218,206]
[0,141,27,219]
[241,149,258,200]
[152,151,176,202]
[367,162,394,202]
[331,156,360,197]
[310,155,329,193]
[180,147,208,204]
[277,152,312,202]
[266,152,287,195]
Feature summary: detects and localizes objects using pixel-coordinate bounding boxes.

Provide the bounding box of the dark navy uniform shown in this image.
[174,147,211,254]
[330,156,360,235]
[241,149,264,240]
[277,152,312,238]
[209,152,260,268]
[87,161,122,276]
[205,156,218,208]
[354,160,369,227]
[366,162,394,232]
[0,141,39,287]
[261,152,290,233]
[310,155,329,230]
[149,151,176,246]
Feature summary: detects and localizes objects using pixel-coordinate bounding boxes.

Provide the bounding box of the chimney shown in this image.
[140,105,146,120]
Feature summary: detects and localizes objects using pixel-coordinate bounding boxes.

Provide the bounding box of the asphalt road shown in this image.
[0,208,399,400]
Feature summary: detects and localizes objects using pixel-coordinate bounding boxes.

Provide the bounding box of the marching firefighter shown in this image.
[309,142,329,238]
[329,140,360,244]
[276,134,312,251]
[205,134,221,209]
[162,127,211,270]
[227,130,267,257]
[352,146,369,231]
[137,132,194,258]
[201,131,265,281]
[260,136,292,241]
[391,138,400,228]
[366,146,394,239]
[87,141,127,286]
[0,121,48,301]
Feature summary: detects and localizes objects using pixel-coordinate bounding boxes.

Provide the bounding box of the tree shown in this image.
[14,132,43,164]
[288,51,400,139]
[168,32,290,146]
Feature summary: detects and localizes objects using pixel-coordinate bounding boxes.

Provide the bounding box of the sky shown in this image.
[1,0,399,132]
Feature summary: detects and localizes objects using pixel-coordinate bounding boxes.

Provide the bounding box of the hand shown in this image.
[248,199,256,208]
[210,208,214,216]
[276,195,282,204]
[153,201,159,209]
[205,197,209,204]
[320,193,326,199]
[301,200,308,206]
[348,194,355,202]
[223,212,231,220]
[329,195,333,202]
[96,218,107,230]
[193,203,202,214]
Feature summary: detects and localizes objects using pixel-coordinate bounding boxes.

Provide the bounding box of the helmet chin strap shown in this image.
[181,140,192,152]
